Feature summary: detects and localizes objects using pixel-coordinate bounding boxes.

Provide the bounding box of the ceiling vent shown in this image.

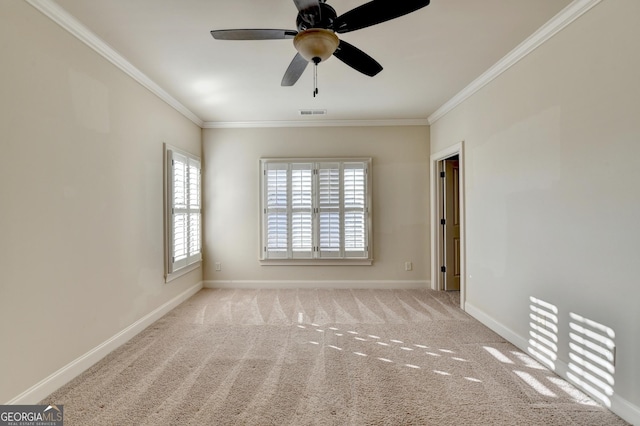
[299,109,327,116]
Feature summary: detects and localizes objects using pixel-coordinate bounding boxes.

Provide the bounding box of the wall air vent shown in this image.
[298,109,327,116]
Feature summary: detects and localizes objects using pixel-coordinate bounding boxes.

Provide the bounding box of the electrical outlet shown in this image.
[405,262,412,271]
[215,262,222,271]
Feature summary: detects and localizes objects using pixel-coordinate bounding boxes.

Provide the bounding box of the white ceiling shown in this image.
[50,0,573,125]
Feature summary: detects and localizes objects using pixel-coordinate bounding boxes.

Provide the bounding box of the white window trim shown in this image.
[260,157,373,266]
[164,143,202,282]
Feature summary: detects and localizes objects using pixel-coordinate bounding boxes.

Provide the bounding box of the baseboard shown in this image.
[465,302,640,426]
[6,281,203,405]
[464,302,529,349]
[203,280,430,290]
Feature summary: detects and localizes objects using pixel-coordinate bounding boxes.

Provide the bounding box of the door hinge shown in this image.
[440,171,445,178]
[441,266,446,273]
[440,218,446,225]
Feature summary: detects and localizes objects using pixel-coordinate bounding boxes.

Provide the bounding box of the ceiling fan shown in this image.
[211,0,431,94]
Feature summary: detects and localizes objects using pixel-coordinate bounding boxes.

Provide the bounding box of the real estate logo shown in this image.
[0,405,63,426]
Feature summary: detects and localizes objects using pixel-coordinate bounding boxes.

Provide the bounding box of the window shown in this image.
[260,158,372,264]
[165,144,201,280]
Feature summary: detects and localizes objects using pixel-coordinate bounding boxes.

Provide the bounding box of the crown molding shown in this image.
[25,0,204,128]
[428,0,602,125]
[203,118,429,129]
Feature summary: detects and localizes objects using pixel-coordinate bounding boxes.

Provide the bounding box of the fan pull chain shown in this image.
[313,62,319,97]
[312,57,320,97]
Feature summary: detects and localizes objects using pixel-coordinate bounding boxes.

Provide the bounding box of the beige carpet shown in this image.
[42,289,629,425]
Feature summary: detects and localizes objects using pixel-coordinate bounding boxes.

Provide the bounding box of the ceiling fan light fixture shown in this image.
[293,29,339,63]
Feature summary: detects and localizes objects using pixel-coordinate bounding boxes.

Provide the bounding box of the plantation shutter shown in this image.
[317,162,342,258]
[343,162,368,258]
[264,163,289,258]
[168,150,201,273]
[291,163,313,258]
[264,162,314,259]
[187,157,202,262]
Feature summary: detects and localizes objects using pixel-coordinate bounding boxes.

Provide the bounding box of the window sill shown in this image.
[259,259,373,266]
[165,261,202,283]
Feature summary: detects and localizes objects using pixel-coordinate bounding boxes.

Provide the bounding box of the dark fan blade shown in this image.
[293,0,321,26]
[333,40,383,77]
[211,29,297,40]
[333,0,430,34]
[281,53,309,86]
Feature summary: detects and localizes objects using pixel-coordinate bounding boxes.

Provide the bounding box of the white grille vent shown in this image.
[299,109,327,116]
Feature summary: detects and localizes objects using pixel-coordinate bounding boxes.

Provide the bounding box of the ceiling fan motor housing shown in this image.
[296,2,337,31]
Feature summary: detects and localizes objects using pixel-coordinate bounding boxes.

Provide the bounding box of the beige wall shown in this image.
[431,0,640,421]
[203,126,430,285]
[0,2,201,403]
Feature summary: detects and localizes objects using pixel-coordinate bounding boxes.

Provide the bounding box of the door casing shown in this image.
[430,142,466,310]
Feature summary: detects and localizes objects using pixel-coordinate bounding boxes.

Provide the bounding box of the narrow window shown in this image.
[165,144,201,280]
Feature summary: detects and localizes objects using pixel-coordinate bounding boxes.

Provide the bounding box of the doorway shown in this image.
[441,155,460,291]
[430,142,466,310]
